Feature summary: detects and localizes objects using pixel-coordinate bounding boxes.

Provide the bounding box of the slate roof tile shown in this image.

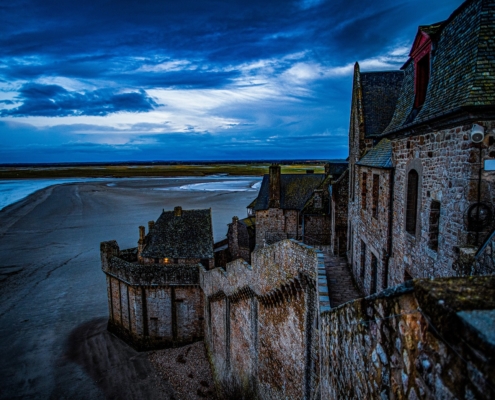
[141,208,213,259]
[360,71,404,137]
[254,174,326,211]
[356,139,393,169]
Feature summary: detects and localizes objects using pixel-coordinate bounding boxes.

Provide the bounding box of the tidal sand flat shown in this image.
[0,177,260,399]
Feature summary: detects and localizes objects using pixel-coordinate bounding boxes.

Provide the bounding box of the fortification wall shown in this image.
[320,276,495,399]
[200,240,323,399]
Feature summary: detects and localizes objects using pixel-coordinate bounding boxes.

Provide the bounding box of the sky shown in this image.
[0,0,465,163]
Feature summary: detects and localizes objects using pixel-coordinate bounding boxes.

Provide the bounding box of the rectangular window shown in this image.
[406,170,419,234]
[428,201,441,251]
[351,165,355,201]
[361,172,368,210]
[382,250,388,290]
[414,53,430,108]
[370,253,378,294]
[372,174,379,218]
[360,240,366,278]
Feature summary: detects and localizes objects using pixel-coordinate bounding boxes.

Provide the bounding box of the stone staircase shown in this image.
[322,252,362,308]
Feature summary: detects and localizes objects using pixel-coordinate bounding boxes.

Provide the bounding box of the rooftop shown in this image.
[356,139,393,169]
[141,207,214,259]
[253,174,326,211]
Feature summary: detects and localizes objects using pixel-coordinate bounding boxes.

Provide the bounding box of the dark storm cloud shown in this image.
[0,0,463,83]
[1,83,159,117]
[0,0,467,162]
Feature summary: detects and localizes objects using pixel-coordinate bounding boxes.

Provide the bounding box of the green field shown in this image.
[0,163,326,179]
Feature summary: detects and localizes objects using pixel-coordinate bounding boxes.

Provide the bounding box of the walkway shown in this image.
[323,253,362,308]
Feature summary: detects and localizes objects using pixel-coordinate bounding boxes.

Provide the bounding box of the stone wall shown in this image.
[200,240,323,399]
[320,276,495,400]
[390,122,495,285]
[349,166,392,295]
[101,241,204,350]
[255,208,299,246]
[331,169,349,256]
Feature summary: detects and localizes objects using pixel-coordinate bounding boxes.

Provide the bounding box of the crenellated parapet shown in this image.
[200,239,320,299]
[200,239,324,400]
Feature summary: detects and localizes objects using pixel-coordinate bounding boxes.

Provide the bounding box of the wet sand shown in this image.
[0,178,259,399]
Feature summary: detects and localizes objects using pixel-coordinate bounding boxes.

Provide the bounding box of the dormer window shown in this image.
[407,26,435,118]
[414,53,430,108]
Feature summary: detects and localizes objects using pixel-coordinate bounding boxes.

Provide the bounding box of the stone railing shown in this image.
[320,276,495,400]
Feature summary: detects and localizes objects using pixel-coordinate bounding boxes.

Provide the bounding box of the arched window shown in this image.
[406,169,419,234]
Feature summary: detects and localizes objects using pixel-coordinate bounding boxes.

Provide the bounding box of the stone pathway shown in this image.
[323,252,362,308]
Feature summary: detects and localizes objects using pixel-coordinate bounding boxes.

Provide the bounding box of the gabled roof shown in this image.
[360,71,404,137]
[253,174,325,211]
[141,208,213,259]
[356,139,392,169]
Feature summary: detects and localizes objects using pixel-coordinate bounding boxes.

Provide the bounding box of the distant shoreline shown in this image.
[0,162,328,179]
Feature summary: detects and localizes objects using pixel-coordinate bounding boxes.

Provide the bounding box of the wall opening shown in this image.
[370,253,378,294]
[360,240,366,279]
[361,172,368,210]
[372,174,379,218]
[428,200,441,251]
[406,169,419,234]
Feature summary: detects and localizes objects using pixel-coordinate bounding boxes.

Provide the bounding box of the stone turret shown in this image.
[148,220,155,232]
[268,164,281,208]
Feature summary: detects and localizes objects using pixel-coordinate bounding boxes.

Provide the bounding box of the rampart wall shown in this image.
[320,275,495,399]
[200,239,326,400]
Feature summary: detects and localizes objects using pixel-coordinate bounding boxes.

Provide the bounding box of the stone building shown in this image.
[212,215,256,267]
[101,206,213,349]
[348,0,495,295]
[347,65,404,295]
[250,163,346,249]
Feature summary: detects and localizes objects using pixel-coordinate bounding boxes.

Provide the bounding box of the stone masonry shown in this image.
[200,239,323,400]
[320,276,495,400]
[389,121,495,284]
[101,240,204,350]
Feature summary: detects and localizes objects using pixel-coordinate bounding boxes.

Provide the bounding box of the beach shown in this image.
[0,178,260,399]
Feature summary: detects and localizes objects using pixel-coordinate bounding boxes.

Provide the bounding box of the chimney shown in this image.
[174,206,182,216]
[324,163,331,175]
[138,225,145,260]
[230,216,239,258]
[269,164,281,208]
[148,220,155,232]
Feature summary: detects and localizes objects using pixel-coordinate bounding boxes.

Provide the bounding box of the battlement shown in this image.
[200,239,323,399]
[201,239,320,298]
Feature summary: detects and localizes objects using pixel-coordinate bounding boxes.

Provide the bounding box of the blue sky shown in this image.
[0,0,464,163]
